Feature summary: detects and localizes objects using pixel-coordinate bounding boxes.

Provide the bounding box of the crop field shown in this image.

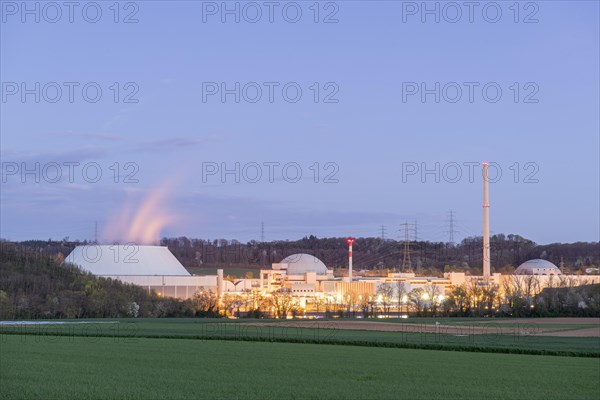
[2,334,599,400]
[1,318,599,399]
[2,318,599,356]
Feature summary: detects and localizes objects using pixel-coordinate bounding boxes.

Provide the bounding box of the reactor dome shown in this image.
[515,259,562,276]
[281,253,328,275]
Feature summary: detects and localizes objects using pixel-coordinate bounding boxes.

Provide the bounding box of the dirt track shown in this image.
[240,318,600,337]
[536,327,600,337]
[459,317,600,325]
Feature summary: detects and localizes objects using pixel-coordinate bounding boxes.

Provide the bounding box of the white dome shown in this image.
[281,253,328,275]
[515,259,561,275]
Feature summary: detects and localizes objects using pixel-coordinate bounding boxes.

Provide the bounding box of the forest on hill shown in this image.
[0,243,212,319]
[6,234,598,277]
[160,234,599,276]
[1,242,598,319]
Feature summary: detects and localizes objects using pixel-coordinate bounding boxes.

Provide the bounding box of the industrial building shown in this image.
[63,163,600,311]
[65,245,218,299]
[514,259,562,275]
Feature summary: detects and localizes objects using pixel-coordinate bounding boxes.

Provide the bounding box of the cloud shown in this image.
[56,131,125,141]
[135,135,224,152]
[0,146,108,166]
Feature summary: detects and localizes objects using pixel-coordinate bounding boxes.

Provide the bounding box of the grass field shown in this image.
[2,318,598,356]
[2,334,599,400]
[2,318,599,399]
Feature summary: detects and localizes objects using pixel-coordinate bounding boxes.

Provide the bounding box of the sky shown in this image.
[1,0,599,245]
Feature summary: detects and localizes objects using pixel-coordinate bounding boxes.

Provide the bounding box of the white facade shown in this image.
[104,275,217,299]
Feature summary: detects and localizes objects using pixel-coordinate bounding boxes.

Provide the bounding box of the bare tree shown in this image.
[409,288,426,316]
[466,281,484,316]
[348,291,360,317]
[313,295,325,314]
[449,285,468,316]
[247,290,270,318]
[377,283,394,317]
[395,282,409,317]
[480,284,498,316]
[424,284,442,316]
[231,293,247,317]
[271,288,295,319]
[359,293,370,318]
[220,293,235,317]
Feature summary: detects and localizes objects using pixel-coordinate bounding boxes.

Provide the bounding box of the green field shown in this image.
[2,319,599,399]
[2,334,599,400]
[2,318,598,356]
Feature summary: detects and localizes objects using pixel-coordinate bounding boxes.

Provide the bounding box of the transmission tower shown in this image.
[260,222,265,242]
[380,225,386,240]
[94,221,98,244]
[400,222,413,272]
[413,219,422,270]
[447,211,458,246]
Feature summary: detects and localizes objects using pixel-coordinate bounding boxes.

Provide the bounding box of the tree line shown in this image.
[160,234,598,275]
[5,235,598,276]
[366,278,600,318]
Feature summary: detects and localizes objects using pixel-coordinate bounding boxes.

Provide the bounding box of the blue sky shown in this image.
[1,1,599,244]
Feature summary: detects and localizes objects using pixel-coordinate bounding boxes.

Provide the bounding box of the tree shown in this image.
[220,293,235,317]
[247,290,270,318]
[409,288,426,316]
[448,285,468,316]
[423,284,442,317]
[192,287,218,317]
[347,291,360,317]
[480,285,498,316]
[231,293,247,317]
[313,295,325,314]
[395,282,409,317]
[271,288,295,319]
[376,283,394,317]
[359,293,370,318]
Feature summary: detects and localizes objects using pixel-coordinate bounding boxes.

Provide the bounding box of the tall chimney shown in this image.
[347,238,355,282]
[482,162,491,278]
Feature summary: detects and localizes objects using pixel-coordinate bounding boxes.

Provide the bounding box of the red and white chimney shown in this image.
[347,237,355,281]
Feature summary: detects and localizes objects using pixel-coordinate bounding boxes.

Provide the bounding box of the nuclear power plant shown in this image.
[64,163,600,310]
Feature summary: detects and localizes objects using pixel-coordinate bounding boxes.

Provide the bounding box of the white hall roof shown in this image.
[65,245,191,276]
